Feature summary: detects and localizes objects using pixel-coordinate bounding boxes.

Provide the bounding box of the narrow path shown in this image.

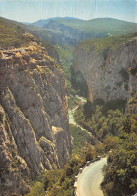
[76,158,107,196]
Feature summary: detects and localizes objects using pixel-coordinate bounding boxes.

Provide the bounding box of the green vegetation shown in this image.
[70,93,137,196]
[101,115,137,196]
[101,99,127,115]
[54,45,80,107]
[74,101,124,141]
[0,16,60,63]
[55,45,73,84]
[11,18,65,47]
[53,18,137,35]
[70,124,92,154]
[0,17,34,48]
[30,18,137,47]
[79,33,137,52]
[97,92,137,196]
[27,182,45,196]
[32,17,137,37]
[68,96,79,109]
[39,18,137,39]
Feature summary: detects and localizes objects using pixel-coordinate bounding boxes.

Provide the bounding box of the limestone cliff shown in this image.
[72,34,137,103]
[0,43,71,195]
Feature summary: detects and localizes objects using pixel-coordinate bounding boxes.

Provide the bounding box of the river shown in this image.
[69,96,93,137]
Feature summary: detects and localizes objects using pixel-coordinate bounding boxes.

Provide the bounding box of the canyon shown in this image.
[1,15,137,196]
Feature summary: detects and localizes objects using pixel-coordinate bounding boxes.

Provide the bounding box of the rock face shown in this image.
[73,36,137,103]
[0,43,71,195]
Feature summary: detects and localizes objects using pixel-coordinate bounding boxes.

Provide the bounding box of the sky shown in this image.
[0,0,137,23]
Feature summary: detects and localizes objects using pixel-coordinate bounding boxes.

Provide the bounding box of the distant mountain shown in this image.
[32,17,61,27]
[32,17,82,28]
[22,22,30,25]
[5,16,137,47]
[43,18,137,36]
[30,17,137,46]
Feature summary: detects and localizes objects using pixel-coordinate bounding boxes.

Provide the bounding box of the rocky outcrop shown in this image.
[73,35,137,103]
[0,43,71,195]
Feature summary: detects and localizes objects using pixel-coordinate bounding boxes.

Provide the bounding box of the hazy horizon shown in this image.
[30,16,137,24]
[1,15,137,25]
[0,0,137,23]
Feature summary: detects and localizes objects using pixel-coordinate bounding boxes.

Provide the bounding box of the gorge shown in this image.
[1,14,137,196]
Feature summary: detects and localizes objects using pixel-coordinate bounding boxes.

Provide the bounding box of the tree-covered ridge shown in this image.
[35,18,137,36]
[102,116,137,196]
[55,18,137,34]
[79,32,137,51]
[101,90,137,195]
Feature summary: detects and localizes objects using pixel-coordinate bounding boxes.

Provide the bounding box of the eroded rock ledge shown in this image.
[0,43,71,195]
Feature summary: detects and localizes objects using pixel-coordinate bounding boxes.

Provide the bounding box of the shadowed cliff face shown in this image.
[73,36,137,103]
[0,43,71,195]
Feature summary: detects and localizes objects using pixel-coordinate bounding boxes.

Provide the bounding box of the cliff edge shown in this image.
[0,18,71,196]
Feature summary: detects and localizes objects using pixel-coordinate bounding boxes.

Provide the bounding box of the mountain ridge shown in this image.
[31,17,137,46]
[32,16,83,27]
